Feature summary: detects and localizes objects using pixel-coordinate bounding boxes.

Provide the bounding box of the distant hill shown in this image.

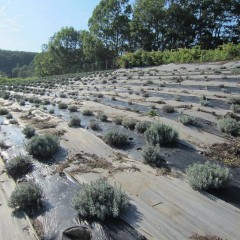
[0,49,36,77]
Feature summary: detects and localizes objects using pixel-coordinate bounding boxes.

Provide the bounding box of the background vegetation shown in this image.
[1,0,240,77]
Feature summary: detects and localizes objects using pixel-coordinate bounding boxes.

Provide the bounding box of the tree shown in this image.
[48,27,83,73]
[184,0,240,48]
[164,1,195,49]
[81,30,111,71]
[88,0,132,56]
[34,51,60,76]
[131,0,166,51]
[0,49,35,77]
[34,27,83,76]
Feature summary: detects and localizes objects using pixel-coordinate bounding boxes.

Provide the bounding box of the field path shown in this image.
[0,159,38,240]
[57,123,240,240]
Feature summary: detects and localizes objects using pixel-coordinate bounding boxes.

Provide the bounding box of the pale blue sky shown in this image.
[0,0,104,52]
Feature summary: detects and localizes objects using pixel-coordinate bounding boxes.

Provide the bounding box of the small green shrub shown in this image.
[218,118,239,136]
[135,120,151,133]
[186,162,231,190]
[9,119,18,124]
[142,144,163,166]
[122,118,137,130]
[82,109,94,116]
[174,95,181,101]
[5,155,32,178]
[19,99,25,106]
[162,105,174,113]
[0,108,9,115]
[145,122,179,145]
[113,116,123,125]
[72,179,129,220]
[8,182,43,212]
[59,93,66,98]
[58,102,68,109]
[200,99,209,106]
[142,92,150,98]
[96,93,103,98]
[178,115,196,125]
[230,104,240,113]
[89,120,100,130]
[26,134,60,158]
[68,115,81,127]
[148,109,157,117]
[200,95,209,106]
[227,96,240,105]
[68,105,78,112]
[104,131,128,148]
[42,99,50,105]
[49,108,55,114]
[22,126,35,138]
[6,113,13,119]
[97,111,108,122]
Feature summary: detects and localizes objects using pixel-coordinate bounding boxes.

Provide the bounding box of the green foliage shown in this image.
[68,105,78,112]
[28,96,41,104]
[186,162,231,190]
[5,155,32,178]
[6,113,13,119]
[0,49,35,77]
[135,120,151,133]
[218,118,239,136]
[42,99,51,105]
[58,102,68,109]
[19,99,25,106]
[162,105,174,113]
[82,109,94,116]
[12,64,34,78]
[97,111,108,122]
[89,0,131,56]
[89,120,100,130]
[178,115,196,125]
[72,179,129,220]
[26,134,60,158]
[142,144,163,166]
[228,96,240,105]
[113,116,123,125]
[0,91,10,99]
[104,131,128,148]
[122,118,137,130]
[8,182,43,212]
[148,109,157,117]
[145,122,179,145]
[118,44,240,68]
[68,115,81,127]
[200,99,209,106]
[0,108,9,115]
[9,119,18,124]
[22,126,35,139]
[49,108,55,114]
[231,104,240,113]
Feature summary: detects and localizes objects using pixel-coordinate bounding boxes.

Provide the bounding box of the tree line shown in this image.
[2,0,240,77]
[35,0,239,76]
[0,50,36,77]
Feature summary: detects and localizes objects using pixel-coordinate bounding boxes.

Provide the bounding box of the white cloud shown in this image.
[0,0,11,15]
[0,1,24,32]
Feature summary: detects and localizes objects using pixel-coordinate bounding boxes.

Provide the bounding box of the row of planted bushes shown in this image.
[117,43,240,68]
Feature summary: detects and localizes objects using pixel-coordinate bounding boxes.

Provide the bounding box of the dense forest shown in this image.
[0,50,36,77]
[1,0,240,77]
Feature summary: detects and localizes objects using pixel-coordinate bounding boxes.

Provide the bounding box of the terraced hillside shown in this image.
[0,61,239,240]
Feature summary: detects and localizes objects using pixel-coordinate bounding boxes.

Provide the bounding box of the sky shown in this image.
[0,0,103,52]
